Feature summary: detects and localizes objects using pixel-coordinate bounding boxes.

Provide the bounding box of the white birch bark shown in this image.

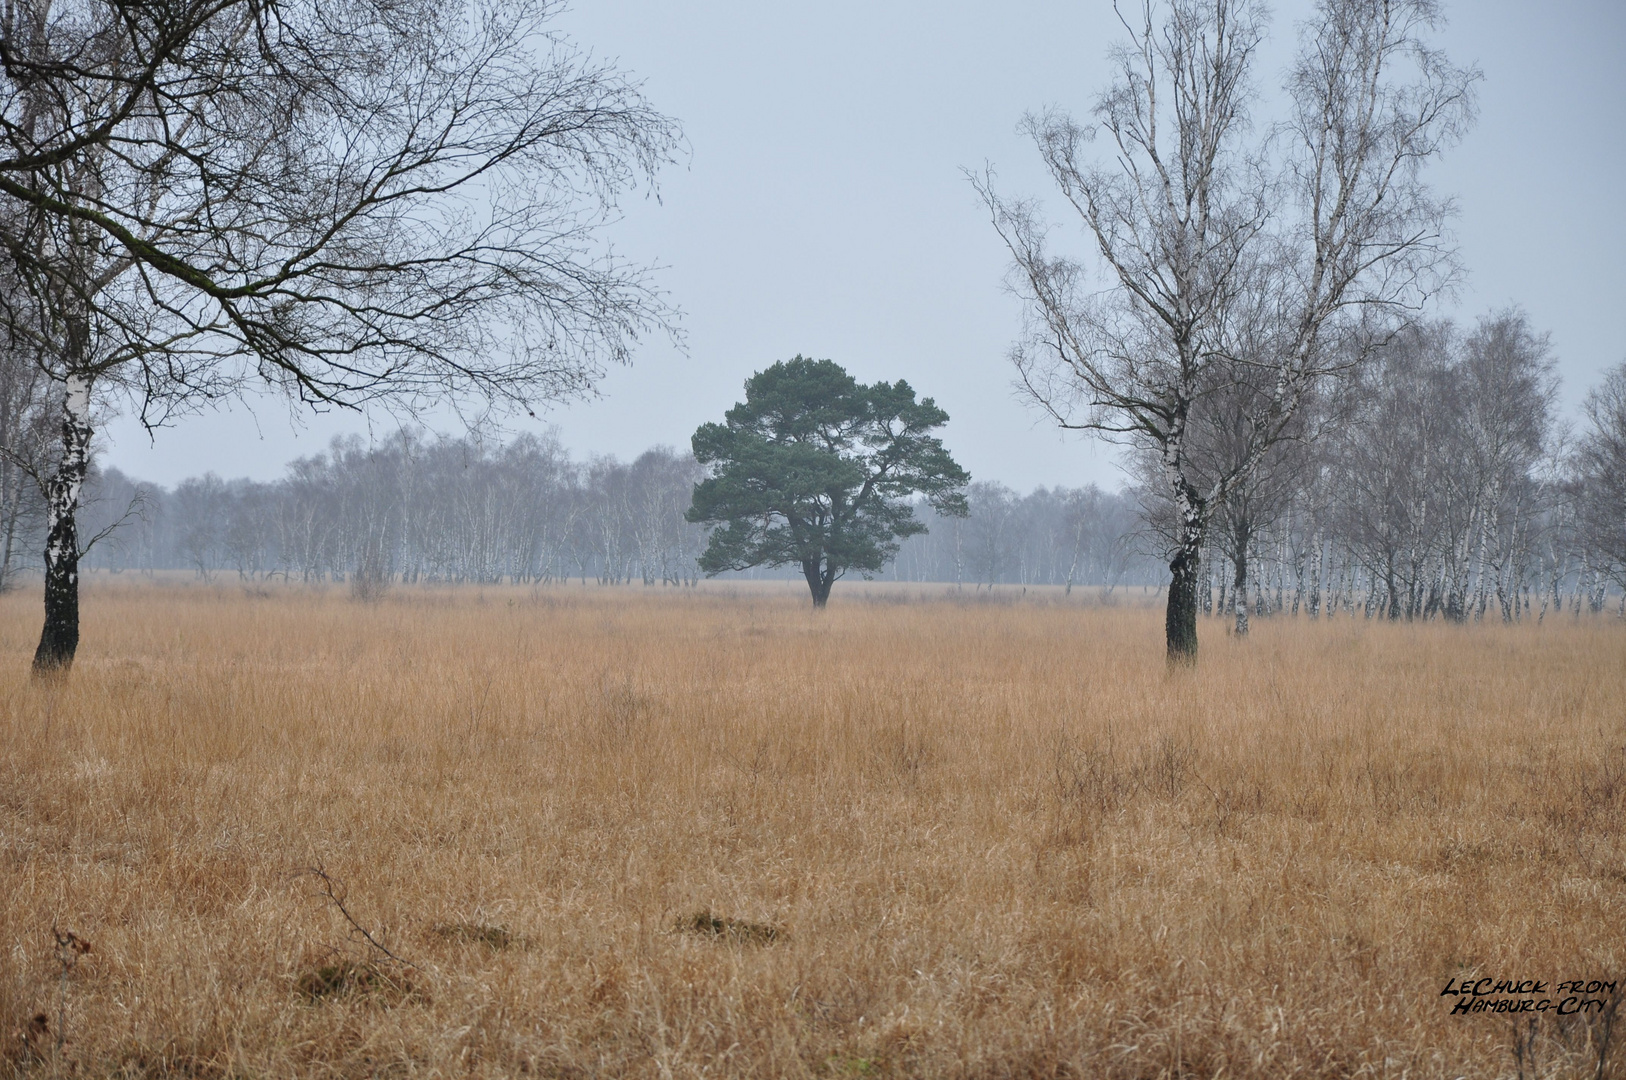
[33,372,92,671]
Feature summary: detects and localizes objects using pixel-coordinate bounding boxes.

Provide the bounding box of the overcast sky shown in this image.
[102,0,1626,493]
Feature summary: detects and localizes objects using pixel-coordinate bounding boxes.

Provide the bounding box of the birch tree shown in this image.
[1574,362,1626,597]
[0,0,681,671]
[0,334,50,589]
[1207,409,1311,635]
[977,0,1476,660]
[1324,320,1454,619]
[1449,311,1555,619]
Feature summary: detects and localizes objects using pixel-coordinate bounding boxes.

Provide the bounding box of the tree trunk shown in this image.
[1160,429,1206,662]
[1064,528,1081,596]
[1291,537,1305,616]
[1166,521,1203,663]
[1307,532,1323,618]
[1385,553,1400,620]
[1232,549,1250,636]
[33,374,92,675]
[802,556,835,608]
[1471,498,1497,622]
[1272,549,1283,612]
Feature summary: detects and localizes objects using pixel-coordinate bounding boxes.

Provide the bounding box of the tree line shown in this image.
[5,325,1620,613]
[1150,316,1626,625]
[13,434,707,589]
[0,428,1165,593]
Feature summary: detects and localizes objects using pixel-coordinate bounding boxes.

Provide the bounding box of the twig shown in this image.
[297,863,421,973]
[77,489,150,558]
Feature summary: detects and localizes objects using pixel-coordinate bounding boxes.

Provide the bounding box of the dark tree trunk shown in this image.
[33,375,92,675]
[1384,552,1401,620]
[1165,526,1202,663]
[802,556,835,608]
[34,516,79,672]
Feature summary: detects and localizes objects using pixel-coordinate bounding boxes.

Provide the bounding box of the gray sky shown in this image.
[102,0,1626,493]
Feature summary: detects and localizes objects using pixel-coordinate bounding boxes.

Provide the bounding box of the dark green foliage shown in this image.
[687,357,968,606]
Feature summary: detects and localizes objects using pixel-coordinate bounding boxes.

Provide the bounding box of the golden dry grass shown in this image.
[0,579,1623,1079]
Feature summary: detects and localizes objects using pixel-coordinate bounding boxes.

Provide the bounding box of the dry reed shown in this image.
[0,579,1622,1078]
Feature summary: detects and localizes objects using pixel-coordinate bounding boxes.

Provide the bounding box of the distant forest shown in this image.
[0,432,1164,593]
[0,326,1622,621]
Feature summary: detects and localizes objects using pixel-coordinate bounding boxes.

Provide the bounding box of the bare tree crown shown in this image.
[0,0,683,672]
[975,0,1477,658]
[0,0,683,420]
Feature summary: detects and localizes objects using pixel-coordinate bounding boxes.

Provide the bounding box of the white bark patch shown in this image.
[63,373,90,424]
[44,374,93,567]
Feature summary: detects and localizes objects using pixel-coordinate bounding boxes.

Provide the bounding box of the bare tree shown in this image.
[1574,361,1626,599]
[0,0,681,671]
[1323,320,1454,619]
[1207,415,1312,636]
[1135,353,1324,635]
[977,0,1476,660]
[172,473,227,581]
[0,336,50,589]
[1189,309,1563,624]
[1448,311,1556,620]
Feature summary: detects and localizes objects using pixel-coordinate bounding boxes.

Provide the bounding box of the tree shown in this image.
[1574,361,1626,598]
[962,481,1020,589]
[1323,320,1455,620]
[977,0,1476,661]
[1445,311,1556,620]
[687,357,969,607]
[0,0,681,672]
[1207,426,1311,635]
[0,336,49,590]
[1133,362,1319,635]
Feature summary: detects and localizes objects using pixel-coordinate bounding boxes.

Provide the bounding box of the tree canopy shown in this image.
[687,357,968,606]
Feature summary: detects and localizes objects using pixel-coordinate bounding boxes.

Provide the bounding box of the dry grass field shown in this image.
[0,580,1623,1079]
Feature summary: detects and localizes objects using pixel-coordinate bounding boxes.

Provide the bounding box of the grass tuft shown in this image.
[431,921,517,950]
[295,961,422,1005]
[680,912,781,946]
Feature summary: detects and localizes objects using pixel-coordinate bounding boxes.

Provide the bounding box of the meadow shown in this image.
[0,580,1622,1079]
